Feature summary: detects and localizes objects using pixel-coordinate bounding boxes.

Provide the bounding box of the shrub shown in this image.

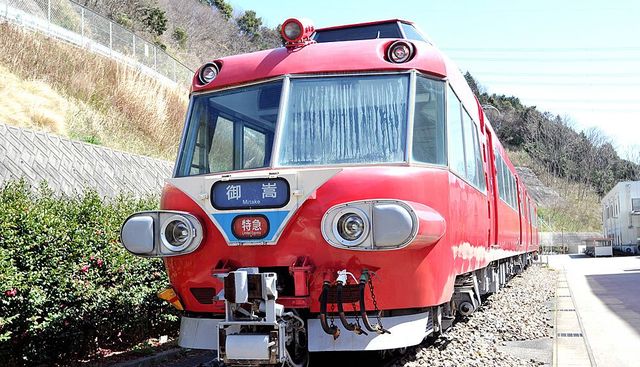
[173,27,188,49]
[115,13,134,30]
[0,181,178,366]
[141,6,168,36]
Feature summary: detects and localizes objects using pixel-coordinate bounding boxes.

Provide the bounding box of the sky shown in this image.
[229,0,640,157]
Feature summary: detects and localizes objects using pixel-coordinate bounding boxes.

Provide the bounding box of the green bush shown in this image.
[173,27,188,49]
[141,6,168,36]
[0,181,178,366]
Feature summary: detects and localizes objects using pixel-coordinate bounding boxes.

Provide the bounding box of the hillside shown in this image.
[0,0,282,160]
[509,150,602,232]
[78,0,282,68]
[0,22,187,160]
[465,73,638,231]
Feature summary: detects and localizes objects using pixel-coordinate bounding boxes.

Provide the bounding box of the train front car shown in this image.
[120,19,539,366]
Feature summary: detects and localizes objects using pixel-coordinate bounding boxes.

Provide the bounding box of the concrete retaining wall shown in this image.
[0,123,173,198]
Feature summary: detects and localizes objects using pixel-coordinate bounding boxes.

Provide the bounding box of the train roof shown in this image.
[191,38,445,91]
[314,18,415,32]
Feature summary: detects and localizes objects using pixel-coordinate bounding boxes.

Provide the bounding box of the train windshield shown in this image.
[176,81,282,177]
[176,74,414,177]
[279,74,409,166]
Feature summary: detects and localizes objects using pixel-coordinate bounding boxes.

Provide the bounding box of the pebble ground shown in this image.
[392,264,557,367]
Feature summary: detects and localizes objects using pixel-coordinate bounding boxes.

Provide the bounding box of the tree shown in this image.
[141,6,168,36]
[173,27,188,49]
[212,0,233,20]
[237,10,262,37]
[198,0,233,20]
[464,71,483,99]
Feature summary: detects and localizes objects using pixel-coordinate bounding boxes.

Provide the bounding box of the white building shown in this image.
[602,181,640,255]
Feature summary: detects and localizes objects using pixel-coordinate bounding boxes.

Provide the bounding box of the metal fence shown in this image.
[0,0,193,85]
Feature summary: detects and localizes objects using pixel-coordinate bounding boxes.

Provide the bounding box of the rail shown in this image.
[0,0,193,85]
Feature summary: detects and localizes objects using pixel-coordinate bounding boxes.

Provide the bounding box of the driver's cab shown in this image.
[312,19,431,44]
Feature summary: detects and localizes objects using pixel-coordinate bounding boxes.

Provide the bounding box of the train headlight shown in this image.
[121,211,203,257]
[161,215,196,252]
[197,62,220,85]
[334,210,369,245]
[322,200,418,250]
[386,40,415,63]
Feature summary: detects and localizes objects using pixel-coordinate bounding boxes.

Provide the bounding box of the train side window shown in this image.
[495,152,518,209]
[472,125,486,191]
[509,173,516,207]
[495,153,504,201]
[447,87,466,175]
[412,77,446,165]
[461,110,478,187]
[633,198,640,212]
[507,173,513,207]
[504,170,514,207]
[501,156,509,203]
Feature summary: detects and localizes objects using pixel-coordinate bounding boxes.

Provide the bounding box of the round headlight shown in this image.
[283,20,302,42]
[387,41,415,63]
[331,208,369,246]
[337,213,365,241]
[161,216,194,252]
[198,63,219,85]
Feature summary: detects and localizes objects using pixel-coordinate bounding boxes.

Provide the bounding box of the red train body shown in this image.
[120,18,539,366]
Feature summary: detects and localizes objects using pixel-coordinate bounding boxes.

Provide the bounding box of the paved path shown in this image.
[547,254,640,367]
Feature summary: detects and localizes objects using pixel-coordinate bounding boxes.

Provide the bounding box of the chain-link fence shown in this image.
[0,0,193,85]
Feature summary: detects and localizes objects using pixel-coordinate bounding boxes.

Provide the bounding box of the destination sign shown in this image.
[211,178,290,210]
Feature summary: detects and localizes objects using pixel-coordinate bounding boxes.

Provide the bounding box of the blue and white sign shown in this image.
[211,178,290,210]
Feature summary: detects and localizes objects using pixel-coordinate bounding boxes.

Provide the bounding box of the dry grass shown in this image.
[0,65,70,135]
[0,22,188,160]
[508,149,602,232]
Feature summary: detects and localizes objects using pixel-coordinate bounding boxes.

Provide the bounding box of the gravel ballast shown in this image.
[392,264,557,367]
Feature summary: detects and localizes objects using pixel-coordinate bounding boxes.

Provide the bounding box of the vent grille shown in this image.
[190,287,216,304]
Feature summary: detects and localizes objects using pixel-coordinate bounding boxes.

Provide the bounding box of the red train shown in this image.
[121,18,539,366]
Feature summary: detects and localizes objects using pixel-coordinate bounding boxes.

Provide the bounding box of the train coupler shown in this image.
[216,268,307,366]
